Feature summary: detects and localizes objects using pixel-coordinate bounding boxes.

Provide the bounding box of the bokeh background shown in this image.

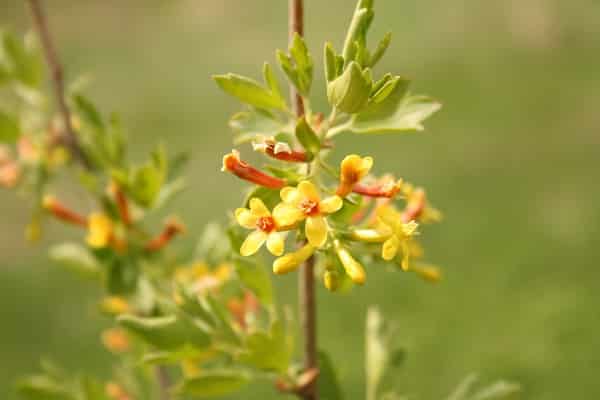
[1,0,599,399]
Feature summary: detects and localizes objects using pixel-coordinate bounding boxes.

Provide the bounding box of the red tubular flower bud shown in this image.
[253,140,309,162]
[222,150,286,189]
[110,183,131,226]
[401,188,426,223]
[42,195,88,227]
[145,218,185,252]
[353,181,402,198]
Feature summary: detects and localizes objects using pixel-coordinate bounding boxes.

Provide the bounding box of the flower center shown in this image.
[300,199,320,216]
[256,216,276,233]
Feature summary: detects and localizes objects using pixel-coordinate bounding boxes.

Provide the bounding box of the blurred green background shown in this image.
[1,0,600,399]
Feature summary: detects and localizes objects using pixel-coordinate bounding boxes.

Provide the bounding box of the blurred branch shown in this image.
[26,0,91,169]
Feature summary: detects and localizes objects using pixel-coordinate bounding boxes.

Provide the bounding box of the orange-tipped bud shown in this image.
[222,150,286,189]
[42,195,88,227]
[145,217,185,252]
[336,155,373,197]
[101,328,130,353]
[110,183,132,226]
[105,382,132,400]
[252,137,309,162]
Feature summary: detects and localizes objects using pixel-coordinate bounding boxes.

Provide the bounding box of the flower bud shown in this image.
[42,195,88,227]
[323,270,340,291]
[334,240,366,285]
[273,243,316,275]
[252,137,309,162]
[336,154,373,196]
[222,150,286,189]
[412,264,442,283]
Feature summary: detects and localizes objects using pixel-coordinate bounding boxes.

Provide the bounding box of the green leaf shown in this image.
[327,62,371,114]
[341,8,372,65]
[295,116,320,158]
[1,31,42,88]
[348,79,441,134]
[49,242,101,278]
[130,163,165,207]
[277,33,313,96]
[366,307,395,400]
[118,314,210,351]
[16,375,76,400]
[233,256,273,305]
[229,109,285,145]
[214,73,287,111]
[238,320,291,373]
[72,94,105,132]
[318,351,344,400]
[369,32,392,67]
[178,371,250,398]
[263,62,285,105]
[324,42,338,82]
[0,110,20,143]
[243,185,281,210]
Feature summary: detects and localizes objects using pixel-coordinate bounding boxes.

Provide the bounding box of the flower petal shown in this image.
[319,195,343,214]
[382,235,400,260]
[306,215,328,247]
[249,198,270,217]
[235,208,258,229]
[273,243,316,274]
[266,232,285,256]
[298,180,320,202]
[240,230,268,256]
[273,202,304,226]
[280,186,301,205]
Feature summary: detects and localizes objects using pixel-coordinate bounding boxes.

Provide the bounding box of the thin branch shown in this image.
[26,0,91,168]
[155,365,172,400]
[290,2,318,400]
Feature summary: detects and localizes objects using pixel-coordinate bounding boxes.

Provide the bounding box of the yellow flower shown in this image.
[401,184,442,224]
[411,263,442,283]
[336,154,373,196]
[101,296,130,315]
[334,240,366,285]
[376,206,419,270]
[101,328,130,353]
[236,198,288,256]
[273,181,343,248]
[86,212,114,248]
[175,262,232,294]
[273,243,316,274]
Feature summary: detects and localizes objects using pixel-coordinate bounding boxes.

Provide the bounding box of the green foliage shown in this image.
[277,32,313,96]
[178,370,250,397]
[295,116,320,159]
[214,73,287,111]
[0,109,19,143]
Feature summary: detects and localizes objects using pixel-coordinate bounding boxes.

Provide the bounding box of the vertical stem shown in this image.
[155,366,171,400]
[290,1,318,400]
[26,0,91,169]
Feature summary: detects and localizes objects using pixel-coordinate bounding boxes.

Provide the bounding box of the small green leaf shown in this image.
[341,8,371,65]
[229,109,285,145]
[178,371,250,398]
[214,73,287,111]
[295,116,320,158]
[16,375,76,400]
[238,321,291,373]
[289,33,313,94]
[118,314,210,351]
[233,256,273,305]
[243,185,281,210]
[370,76,403,104]
[1,31,42,88]
[369,32,392,67]
[349,79,441,134]
[72,94,105,132]
[324,42,338,82]
[263,62,284,105]
[327,62,371,114]
[130,163,164,207]
[49,242,101,278]
[318,351,344,400]
[0,110,20,143]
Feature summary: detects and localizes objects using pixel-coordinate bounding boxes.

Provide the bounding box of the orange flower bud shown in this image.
[42,195,88,227]
[145,217,185,252]
[222,150,286,189]
[252,137,309,162]
[336,155,373,196]
[101,328,130,353]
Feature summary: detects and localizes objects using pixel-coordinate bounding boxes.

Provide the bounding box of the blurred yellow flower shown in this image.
[376,206,419,270]
[175,262,232,294]
[273,243,316,274]
[334,240,366,285]
[273,181,342,248]
[101,328,130,353]
[235,198,287,256]
[101,296,130,315]
[337,154,373,196]
[86,212,114,248]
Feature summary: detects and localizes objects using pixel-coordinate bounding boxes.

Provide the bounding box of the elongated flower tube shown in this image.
[235,198,288,256]
[334,239,366,285]
[336,154,373,196]
[42,195,88,227]
[145,218,185,252]
[273,181,343,247]
[401,185,442,223]
[222,150,286,189]
[252,136,309,162]
[353,177,403,199]
[273,243,316,275]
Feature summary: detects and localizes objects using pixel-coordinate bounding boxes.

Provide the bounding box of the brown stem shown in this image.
[290,1,318,399]
[26,0,91,169]
[155,365,171,400]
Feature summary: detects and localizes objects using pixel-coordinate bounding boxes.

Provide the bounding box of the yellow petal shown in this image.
[273,243,315,274]
[240,230,268,256]
[273,202,304,226]
[382,235,399,260]
[280,186,301,205]
[360,156,373,177]
[400,240,411,271]
[249,197,270,217]
[86,213,113,248]
[319,195,343,214]
[305,215,328,248]
[298,180,320,202]
[352,229,389,243]
[235,208,258,229]
[266,232,285,256]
